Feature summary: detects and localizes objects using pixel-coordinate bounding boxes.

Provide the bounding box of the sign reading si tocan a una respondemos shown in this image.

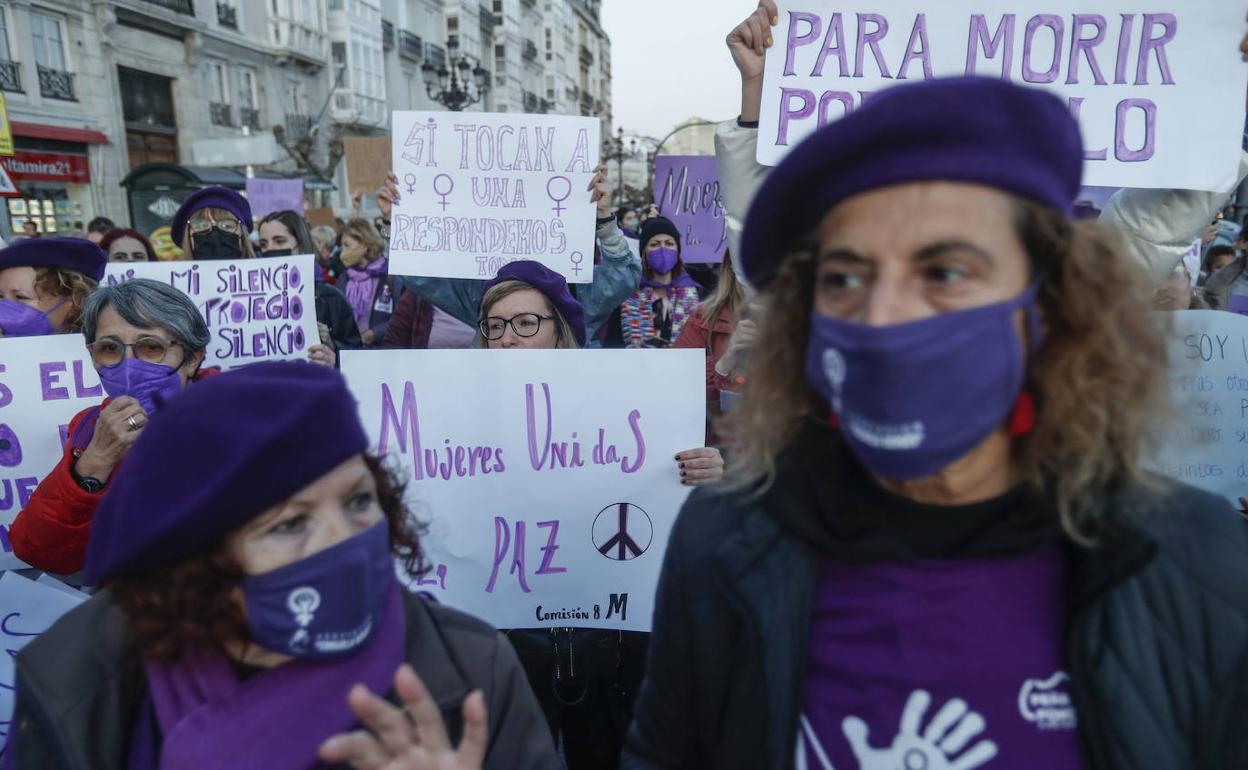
[758,1,1248,192]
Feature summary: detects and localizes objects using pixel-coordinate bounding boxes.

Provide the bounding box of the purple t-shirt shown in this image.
[798,544,1082,770]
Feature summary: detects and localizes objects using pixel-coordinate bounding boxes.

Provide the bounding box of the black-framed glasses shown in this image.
[87,335,182,367]
[478,313,555,341]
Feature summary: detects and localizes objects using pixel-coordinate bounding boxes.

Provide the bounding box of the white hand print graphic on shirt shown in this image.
[796,690,999,770]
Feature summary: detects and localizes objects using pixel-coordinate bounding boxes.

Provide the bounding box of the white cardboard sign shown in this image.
[343,349,705,631]
[388,111,600,284]
[759,1,1248,191]
[0,335,102,570]
[1155,310,1248,506]
[104,255,317,370]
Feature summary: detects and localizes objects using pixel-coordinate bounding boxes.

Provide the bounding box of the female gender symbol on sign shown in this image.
[591,502,653,561]
[403,174,417,194]
[546,176,572,218]
[432,174,455,211]
[569,251,584,276]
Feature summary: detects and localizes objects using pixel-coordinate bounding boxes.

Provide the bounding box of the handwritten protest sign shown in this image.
[343,349,704,631]
[0,571,87,757]
[105,255,317,370]
[245,177,305,219]
[759,1,1248,191]
[1154,310,1248,506]
[653,156,728,264]
[0,336,102,570]
[388,111,600,284]
[345,136,393,199]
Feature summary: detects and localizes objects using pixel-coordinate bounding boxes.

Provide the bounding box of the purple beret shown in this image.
[639,216,682,254]
[0,237,107,281]
[482,260,587,347]
[83,361,369,584]
[171,186,254,247]
[740,77,1084,289]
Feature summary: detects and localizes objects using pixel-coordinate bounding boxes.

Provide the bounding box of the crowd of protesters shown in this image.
[0,2,1244,769]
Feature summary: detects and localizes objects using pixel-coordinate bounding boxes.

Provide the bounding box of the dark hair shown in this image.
[615,206,637,224]
[88,217,117,235]
[1204,244,1236,275]
[257,210,316,255]
[109,453,429,662]
[98,228,156,261]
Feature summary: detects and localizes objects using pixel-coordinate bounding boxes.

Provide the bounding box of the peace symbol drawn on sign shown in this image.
[591,502,653,562]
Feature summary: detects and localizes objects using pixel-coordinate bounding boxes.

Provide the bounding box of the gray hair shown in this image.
[80,278,211,357]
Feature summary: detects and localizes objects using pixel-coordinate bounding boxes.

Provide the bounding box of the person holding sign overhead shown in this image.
[9,361,558,770]
[620,217,701,348]
[378,163,641,346]
[623,8,1248,770]
[0,238,105,337]
[11,279,218,576]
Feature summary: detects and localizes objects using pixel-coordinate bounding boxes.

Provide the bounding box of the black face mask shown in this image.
[261,248,294,258]
[191,229,245,260]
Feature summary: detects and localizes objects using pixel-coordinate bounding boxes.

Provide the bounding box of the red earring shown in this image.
[1007,391,1037,436]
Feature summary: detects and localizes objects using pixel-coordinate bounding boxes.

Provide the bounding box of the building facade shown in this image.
[0,0,610,238]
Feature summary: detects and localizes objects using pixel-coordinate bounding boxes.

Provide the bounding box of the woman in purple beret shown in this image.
[11,278,218,576]
[621,6,1248,770]
[474,259,722,770]
[0,237,106,337]
[171,185,255,260]
[9,361,558,770]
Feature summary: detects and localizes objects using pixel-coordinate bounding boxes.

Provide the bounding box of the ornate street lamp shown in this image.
[421,36,489,112]
[603,126,638,205]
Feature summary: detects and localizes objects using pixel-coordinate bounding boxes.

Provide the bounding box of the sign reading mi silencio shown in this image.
[759,1,1248,192]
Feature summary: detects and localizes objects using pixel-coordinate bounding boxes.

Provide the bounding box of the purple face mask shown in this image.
[242,519,394,660]
[0,299,63,337]
[804,283,1040,480]
[647,246,679,275]
[97,358,184,416]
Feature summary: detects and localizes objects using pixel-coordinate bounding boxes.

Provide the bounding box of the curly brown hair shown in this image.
[34,266,97,331]
[720,200,1172,544]
[109,454,430,662]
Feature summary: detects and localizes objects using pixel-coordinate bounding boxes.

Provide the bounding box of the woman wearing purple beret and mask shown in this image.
[9,361,557,770]
[0,237,105,337]
[11,278,216,576]
[622,9,1248,770]
[620,218,701,349]
[172,186,255,261]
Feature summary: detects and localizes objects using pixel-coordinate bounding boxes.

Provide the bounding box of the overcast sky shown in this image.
[601,1,752,139]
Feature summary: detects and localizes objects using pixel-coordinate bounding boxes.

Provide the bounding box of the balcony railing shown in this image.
[382,20,395,50]
[142,0,195,14]
[240,106,260,129]
[523,91,538,112]
[425,44,446,68]
[522,40,538,61]
[579,44,593,66]
[479,4,497,33]
[398,31,423,62]
[210,102,232,126]
[217,2,237,28]
[0,60,21,93]
[38,66,75,101]
[520,0,536,7]
[285,113,315,140]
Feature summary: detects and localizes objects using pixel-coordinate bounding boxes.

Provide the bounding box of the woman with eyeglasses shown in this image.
[170,186,254,261]
[11,278,217,576]
[472,260,722,770]
[0,238,106,338]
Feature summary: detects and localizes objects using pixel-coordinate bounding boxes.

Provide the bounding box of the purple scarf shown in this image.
[345,257,388,331]
[132,582,406,770]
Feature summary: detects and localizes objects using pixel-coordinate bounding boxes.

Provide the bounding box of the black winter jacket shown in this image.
[11,589,559,770]
[623,451,1248,769]
[315,281,362,354]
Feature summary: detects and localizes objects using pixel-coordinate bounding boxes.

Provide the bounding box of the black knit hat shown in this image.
[639,216,682,255]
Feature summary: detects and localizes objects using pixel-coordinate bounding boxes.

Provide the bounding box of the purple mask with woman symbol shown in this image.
[97,359,185,416]
[241,520,394,661]
[0,299,64,337]
[804,282,1041,480]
